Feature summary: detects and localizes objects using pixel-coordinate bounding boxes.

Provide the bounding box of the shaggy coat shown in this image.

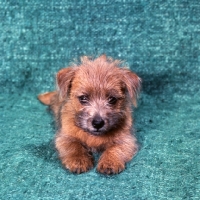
[38,55,141,174]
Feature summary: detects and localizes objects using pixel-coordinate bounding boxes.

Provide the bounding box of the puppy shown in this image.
[38,55,141,174]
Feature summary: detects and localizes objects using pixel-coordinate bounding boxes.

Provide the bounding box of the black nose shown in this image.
[92,116,105,130]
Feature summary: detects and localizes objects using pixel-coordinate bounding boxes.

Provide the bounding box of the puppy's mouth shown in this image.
[88,129,107,136]
[74,119,107,136]
[78,124,108,136]
[88,116,108,135]
[75,112,124,136]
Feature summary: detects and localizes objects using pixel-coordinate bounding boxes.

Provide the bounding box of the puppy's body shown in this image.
[38,55,141,174]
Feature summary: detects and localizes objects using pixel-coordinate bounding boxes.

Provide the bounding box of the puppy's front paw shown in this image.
[97,157,125,175]
[62,155,94,174]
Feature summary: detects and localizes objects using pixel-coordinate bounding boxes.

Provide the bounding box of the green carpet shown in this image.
[1,0,200,199]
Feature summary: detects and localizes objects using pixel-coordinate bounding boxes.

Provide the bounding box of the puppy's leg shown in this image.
[97,135,138,174]
[55,134,94,174]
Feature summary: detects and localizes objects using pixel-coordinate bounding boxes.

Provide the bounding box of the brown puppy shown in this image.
[38,55,141,174]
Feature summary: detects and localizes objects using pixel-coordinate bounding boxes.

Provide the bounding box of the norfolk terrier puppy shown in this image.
[38,55,141,174]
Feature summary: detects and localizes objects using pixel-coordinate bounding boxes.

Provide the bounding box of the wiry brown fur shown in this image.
[38,55,141,174]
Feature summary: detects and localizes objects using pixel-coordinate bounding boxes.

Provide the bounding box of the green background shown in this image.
[1,0,200,199]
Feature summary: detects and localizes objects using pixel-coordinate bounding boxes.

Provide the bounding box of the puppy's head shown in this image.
[57,55,141,136]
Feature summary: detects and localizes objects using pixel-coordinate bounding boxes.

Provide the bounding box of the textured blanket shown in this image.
[1,0,200,199]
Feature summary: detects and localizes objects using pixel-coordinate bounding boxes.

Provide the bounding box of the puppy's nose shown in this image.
[92,116,105,129]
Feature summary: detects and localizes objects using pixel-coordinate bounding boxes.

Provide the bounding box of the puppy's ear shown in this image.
[122,69,141,107]
[56,67,76,99]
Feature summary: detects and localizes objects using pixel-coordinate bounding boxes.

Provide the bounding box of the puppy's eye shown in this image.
[108,96,117,105]
[78,95,89,104]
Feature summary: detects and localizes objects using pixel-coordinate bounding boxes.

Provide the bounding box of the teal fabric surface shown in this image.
[1,0,200,199]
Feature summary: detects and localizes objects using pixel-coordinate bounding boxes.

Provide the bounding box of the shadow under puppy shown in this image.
[38,55,141,174]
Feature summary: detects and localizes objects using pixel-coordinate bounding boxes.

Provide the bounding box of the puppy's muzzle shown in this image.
[92,115,105,130]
